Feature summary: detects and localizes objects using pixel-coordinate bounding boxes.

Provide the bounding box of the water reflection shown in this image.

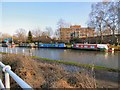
[104,52,108,59]
[0,47,119,69]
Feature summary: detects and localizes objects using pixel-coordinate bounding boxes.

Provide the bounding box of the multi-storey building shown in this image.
[60,25,95,43]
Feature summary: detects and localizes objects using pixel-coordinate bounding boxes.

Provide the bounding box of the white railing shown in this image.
[0,62,32,89]
[0,47,33,56]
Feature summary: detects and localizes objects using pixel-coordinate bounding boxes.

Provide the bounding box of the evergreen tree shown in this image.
[27,31,32,43]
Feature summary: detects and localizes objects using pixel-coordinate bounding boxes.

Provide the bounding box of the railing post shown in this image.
[10,49,12,54]
[3,65,11,89]
[1,47,3,52]
[6,48,7,53]
[0,62,32,89]
[5,72,10,88]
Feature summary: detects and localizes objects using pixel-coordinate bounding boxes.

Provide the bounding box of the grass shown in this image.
[32,56,120,72]
[0,52,7,54]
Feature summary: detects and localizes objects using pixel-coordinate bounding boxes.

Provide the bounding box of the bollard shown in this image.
[16,48,17,54]
[0,47,1,52]
[23,49,25,55]
[6,48,7,53]
[10,49,12,54]
[1,47,3,53]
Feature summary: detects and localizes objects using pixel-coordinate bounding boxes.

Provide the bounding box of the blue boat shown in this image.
[38,43,66,48]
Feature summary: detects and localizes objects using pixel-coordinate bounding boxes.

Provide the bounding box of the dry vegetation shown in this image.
[1,54,97,88]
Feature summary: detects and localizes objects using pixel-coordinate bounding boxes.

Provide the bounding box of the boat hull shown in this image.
[72,44,108,51]
[38,43,66,49]
[72,47,100,51]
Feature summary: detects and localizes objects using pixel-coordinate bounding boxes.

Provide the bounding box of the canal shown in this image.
[0,47,119,69]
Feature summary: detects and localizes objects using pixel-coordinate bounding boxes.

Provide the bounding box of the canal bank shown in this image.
[1,53,119,88]
[32,56,120,72]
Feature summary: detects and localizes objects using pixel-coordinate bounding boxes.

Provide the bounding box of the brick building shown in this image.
[60,25,95,43]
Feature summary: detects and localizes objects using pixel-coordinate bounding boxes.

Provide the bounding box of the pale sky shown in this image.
[0,0,115,35]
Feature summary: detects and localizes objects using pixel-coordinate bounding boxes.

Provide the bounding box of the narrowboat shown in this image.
[38,43,66,48]
[72,43,109,51]
[19,43,36,48]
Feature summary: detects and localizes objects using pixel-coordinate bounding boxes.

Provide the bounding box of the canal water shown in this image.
[0,47,119,69]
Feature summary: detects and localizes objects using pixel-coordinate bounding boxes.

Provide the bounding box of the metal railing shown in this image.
[0,47,33,56]
[0,61,32,89]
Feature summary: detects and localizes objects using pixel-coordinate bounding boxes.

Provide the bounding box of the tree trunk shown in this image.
[99,25,103,44]
[112,28,115,45]
[100,32,103,44]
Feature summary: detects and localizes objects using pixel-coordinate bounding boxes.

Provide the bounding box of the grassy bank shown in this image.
[0,52,7,54]
[1,53,119,88]
[32,56,120,72]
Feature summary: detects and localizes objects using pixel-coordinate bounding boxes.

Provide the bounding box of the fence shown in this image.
[0,61,32,89]
[0,47,32,89]
[0,47,33,56]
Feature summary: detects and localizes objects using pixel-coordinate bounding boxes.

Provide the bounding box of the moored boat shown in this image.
[72,43,109,51]
[38,43,66,48]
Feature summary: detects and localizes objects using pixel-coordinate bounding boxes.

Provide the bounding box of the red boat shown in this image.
[72,44,109,51]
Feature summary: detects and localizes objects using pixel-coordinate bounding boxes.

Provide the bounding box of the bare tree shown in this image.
[57,19,71,28]
[32,27,42,38]
[105,1,119,44]
[1,33,11,40]
[45,26,53,37]
[15,28,27,43]
[88,2,106,43]
[56,18,71,38]
[118,1,120,34]
[0,32,2,38]
[0,32,2,42]
[88,1,119,44]
[12,34,19,43]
